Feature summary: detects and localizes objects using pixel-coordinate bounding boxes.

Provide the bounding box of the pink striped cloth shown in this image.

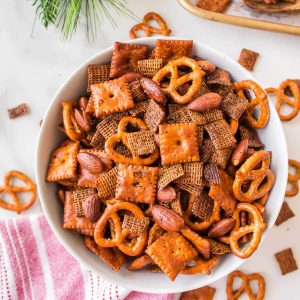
[0,214,175,300]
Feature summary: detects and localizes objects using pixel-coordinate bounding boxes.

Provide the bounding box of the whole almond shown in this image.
[208,218,236,238]
[187,93,222,112]
[79,96,88,111]
[156,185,176,203]
[83,193,101,223]
[77,152,103,174]
[151,205,184,232]
[197,60,216,74]
[74,108,91,133]
[140,78,167,105]
[231,139,249,166]
[121,72,143,84]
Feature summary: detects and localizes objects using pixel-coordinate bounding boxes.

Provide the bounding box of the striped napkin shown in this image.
[0,214,174,300]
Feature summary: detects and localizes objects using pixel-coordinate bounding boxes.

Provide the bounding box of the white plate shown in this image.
[35,37,288,293]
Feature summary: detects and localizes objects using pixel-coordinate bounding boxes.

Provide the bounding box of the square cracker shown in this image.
[90,78,134,118]
[196,0,231,12]
[110,42,148,78]
[146,232,197,281]
[275,248,298,275]
[115,164,158,204]
[180,286,216,300]
[84,236,126,272]
[46,141,79,182]
[159,123,200,165]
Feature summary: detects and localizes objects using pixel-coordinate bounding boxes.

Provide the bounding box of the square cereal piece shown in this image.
[129,80,148,102]
[129,101,149,117]
[90,78,134,118]
[211,146,233,169]
[122,214,150,235]
[204,163,221,185]
[84,236,126,271]
[146,232,198,281]
[180,286,216,300]
[7,103,28,119]
[275,248,298,275]
[87,64,110,93]
[188,109,223,126]
[238,48,259,71]
[159,123,200,165]
[95,166,118,200]
[152,39,193,63]
[207,69,232,86]
[275,202,295,226]
[90,130,106,150]
[144,99,166,133]
[157,164,185,190]
[63,190,95,231]
[110,42,148,78]
[200,139,215,163]
[73,187,96,217]
[177,183,203,196]
[168,104,184,115]
[125,130,157,156]
[239,125,264,148]
[174,162,204,185]
[46,141,79,182]
[191,191,214,220]
[221,93,249,120]
[115,164,158,204]
[137,59,164,78]
[167,107,193,124]
[170,192,183,216]
[206,238,231,255]
[96,116,119,139]
[196,0,231,12]
[205,119,236,151]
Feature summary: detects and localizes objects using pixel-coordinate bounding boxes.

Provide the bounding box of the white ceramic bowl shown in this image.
[36,37,288,293]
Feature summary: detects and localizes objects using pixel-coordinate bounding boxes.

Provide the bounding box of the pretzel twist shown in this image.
[286,159,300,197]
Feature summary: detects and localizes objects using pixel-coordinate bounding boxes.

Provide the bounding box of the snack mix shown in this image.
[46,39,275,281]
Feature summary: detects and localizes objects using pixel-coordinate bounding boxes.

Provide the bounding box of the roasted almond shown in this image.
[121,72,143,84]
[156,185,176,203]
[231,139,249,166]
[140,77,167,105]
[197,60,216,74]
[74,108,91,133]
[187,93,222,112]
[79,96,88,111]
[83,193,101,223]
[208,218,236,238]
[151,205,184,232]
[77,152,103,174]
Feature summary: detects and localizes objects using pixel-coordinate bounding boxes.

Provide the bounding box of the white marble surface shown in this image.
[0,0,300,299]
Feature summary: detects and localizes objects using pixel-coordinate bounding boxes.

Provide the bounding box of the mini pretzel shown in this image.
[94,201,148,256]
[62,101,85,142]
[286,159,300,197]
[229,203,266,259]
[226,270,265,300]
[152,57,205,104]
[0,171,37,214]
[233,150,275,202]
[234,80,269,128]
[105,116,160,165]
[129,12,171,39]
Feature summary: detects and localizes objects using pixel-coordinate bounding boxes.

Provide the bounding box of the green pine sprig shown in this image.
[32,0,138,42]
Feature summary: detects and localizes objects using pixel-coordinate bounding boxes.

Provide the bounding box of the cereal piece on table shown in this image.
[87,64,110,93]
[170,192,183,216]
[110,42,148,78]
[207,69,232,86]
[177,183,203,196]
[96,116,119,139]
[159,123,200,165]
[157,164,185,190]
[209,170,236,215]
[137,59,164,78]
[275,248,298,275]
[144,99,165,133]
[167,107,193,124]
[90,130,106,149]
[192,191,214,220]
[206,238,231,255]
[205,119,236,151]
[125,130,156,156]
[174,162,204,185]
[73,187,96,217]
[151,39,193,63]
[129,101,149,117]
[211,146,233,169]
[84,237,126,272]
[146,232,198,281]
[148,223,165,245]
[63,190,95,232]
[89,78,134,118]
[122,214,150,235]
[196,0,231,12]
[46,141,79,182]
[238,48,259,71]
[95,166,118,200]
[239,125,264,148]
[275,201,295,226]
[204,163,221,185]
[7,103,28,119]
[180,286,216,300]
[221,93,249,120]
[115,164,158,204]
[128,80,148,102]
[188,109,223,126]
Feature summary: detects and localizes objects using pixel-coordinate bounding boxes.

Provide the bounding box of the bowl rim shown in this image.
[35,36,288,293]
